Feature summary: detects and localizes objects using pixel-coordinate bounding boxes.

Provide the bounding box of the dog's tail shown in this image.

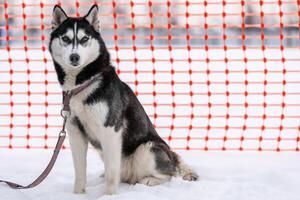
[172,152,199,181]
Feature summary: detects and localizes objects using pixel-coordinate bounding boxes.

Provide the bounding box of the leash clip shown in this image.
[59,108,69,137]
[59,130,66,137]
[60,109,70,118]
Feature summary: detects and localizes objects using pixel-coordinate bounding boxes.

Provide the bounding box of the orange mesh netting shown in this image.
[0,0,299,151]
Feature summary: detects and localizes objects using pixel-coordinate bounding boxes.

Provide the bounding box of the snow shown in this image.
[0,150,299,200]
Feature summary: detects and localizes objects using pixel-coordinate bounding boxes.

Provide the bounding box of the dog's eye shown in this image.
[61,36,71,44]
[80,36,89,44]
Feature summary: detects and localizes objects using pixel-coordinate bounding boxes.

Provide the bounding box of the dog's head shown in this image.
[49,5,104,70]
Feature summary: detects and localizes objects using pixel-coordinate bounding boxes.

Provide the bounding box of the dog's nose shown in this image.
[70,53,80,65]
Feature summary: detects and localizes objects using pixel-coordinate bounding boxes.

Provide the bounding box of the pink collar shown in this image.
[62,77,98,112]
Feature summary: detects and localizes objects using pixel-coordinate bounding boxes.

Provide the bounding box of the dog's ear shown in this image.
[52,5,68,29]
[84,5,99,30]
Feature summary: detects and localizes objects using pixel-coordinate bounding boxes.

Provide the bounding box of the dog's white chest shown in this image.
[69,94,109,139]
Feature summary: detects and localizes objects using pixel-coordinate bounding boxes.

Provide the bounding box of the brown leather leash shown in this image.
[0,77,97,189]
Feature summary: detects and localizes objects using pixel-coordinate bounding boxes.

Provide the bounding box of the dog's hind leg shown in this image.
[123,141,174,186]
[134,141,198,185]
[67,120,88,194]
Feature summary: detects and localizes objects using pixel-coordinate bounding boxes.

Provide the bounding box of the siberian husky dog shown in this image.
[49,5,198,195]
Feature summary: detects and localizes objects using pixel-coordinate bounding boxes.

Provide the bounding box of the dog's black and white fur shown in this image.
[49,5,198,196]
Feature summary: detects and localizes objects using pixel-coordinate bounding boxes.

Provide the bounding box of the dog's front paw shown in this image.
[104,185,117,195]
[74,178,86,194]
[183,171,199,181]
[74,182,86,194]
[74,187,86,194]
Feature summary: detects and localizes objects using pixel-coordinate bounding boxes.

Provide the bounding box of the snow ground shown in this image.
[0,150,299,200]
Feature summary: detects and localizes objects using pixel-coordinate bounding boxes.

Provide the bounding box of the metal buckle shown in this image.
[59,130,66,137]
[60,109,70,118]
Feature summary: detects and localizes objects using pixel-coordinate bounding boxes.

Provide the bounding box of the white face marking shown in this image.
[74,22,78,48]
[50,24,101,75]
